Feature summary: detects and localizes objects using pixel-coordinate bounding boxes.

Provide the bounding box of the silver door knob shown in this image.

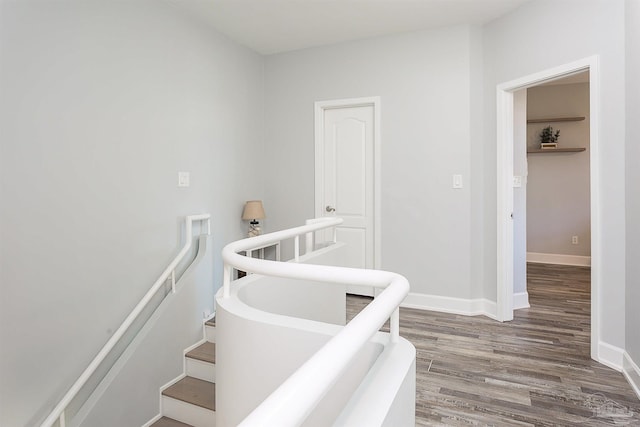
[326,205,336,213]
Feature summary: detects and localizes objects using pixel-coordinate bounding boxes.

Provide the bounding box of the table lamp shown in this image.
[242,200,266,237]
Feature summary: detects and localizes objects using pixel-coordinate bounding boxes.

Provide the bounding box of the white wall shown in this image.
[0,2,264,426]
[264,26,475,302]
[482,0,626,349]
[526,83,590,258]
[469,25,485,300]
[625,0,640,382]
[77,236,212,426]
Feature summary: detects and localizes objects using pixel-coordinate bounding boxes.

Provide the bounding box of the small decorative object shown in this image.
[540,125,560,149]
[242,200,266,237]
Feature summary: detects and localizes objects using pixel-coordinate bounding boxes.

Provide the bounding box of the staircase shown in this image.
[148,317,217,427]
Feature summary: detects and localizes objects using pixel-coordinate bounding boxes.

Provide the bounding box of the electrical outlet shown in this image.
[572,235,579,245]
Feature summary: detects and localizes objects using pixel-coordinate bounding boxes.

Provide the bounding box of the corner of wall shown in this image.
[597,341,625,372]
[513,292,529,310]
[625,0,640,402]
[623,352,640,400]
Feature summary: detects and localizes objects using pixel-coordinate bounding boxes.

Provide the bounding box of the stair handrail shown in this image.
[40,214,211,427]
[221,217,410,426]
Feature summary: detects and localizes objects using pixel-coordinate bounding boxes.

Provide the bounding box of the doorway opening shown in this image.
[513,71,591,307]
[496,56,601,361]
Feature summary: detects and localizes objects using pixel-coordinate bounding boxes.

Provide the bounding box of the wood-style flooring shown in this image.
[347,263,640,426]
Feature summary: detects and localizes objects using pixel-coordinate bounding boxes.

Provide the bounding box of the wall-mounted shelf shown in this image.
[527,116,585,123]
[527,147,586,154]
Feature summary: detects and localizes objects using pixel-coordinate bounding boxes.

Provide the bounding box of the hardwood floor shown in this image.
[347,263,640,426]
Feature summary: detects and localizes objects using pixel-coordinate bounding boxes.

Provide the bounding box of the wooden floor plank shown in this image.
[346,263,640,425]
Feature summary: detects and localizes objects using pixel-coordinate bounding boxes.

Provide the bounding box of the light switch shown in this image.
[178,172,190,187]
[513,176,522,188]
[453,174,463,189]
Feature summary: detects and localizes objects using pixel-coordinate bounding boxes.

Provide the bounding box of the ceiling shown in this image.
[166,0,533,55]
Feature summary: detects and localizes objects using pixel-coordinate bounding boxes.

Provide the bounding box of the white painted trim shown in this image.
[183,337,207,355]
[162,395,215,427]
[314,96,382,269]
[598,341,624,372]
[205,324,216,343]
[496,88,515,322]
[527,252,591,266]
[183,338,215,382]
[401,293,497,320]
[334,338,416,426]
[513,292,530,310]
[141,414,162,427]
[160,372,187,393]
[588,57,602,363]
[186,357,216,383]
[496,55,601,361]
[623,352,640,400]
[373,99,382,269]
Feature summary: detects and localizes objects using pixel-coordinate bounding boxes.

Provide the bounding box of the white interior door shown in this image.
[315,98,379,296]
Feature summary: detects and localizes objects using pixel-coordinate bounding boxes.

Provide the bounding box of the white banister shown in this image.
[40,214,211,427]
[391,307,400,343]
[221,217,410,426]
[222,217,343,296]
[305,231,313,254]
[304,217,330,254]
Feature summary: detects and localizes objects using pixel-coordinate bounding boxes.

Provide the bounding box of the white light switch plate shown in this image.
[453,174,463,189]
[178,172,190,187]
[513,176,522,187]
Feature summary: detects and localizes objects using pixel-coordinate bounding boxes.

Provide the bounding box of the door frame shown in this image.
[314,96,382,269]
[495,56,600,360]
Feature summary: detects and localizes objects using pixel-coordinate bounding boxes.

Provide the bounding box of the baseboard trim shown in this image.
[597,341,624,372]
[513,291,530,310]
[623,352,640,400]
[401,293,497,320]
[527,252,591,266]
[141,414,162,427]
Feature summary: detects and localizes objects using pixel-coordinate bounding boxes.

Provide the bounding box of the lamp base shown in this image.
[248,221,261,237]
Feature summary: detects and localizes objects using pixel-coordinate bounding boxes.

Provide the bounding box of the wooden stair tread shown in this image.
[205,316,215,327]
[162,376,215,411]
[150,417,193,427]
[186,342,215,364]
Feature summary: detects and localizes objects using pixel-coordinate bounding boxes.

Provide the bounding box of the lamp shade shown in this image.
[242,200,266,221]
